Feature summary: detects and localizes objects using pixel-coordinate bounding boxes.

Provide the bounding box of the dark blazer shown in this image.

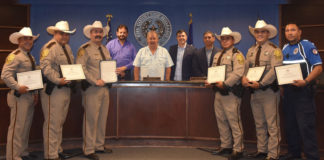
[169,44,196,81]
[192,46,219,77]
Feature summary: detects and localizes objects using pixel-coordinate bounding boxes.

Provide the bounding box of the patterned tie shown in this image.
[27,52,35,70]
[216,50,226,66]
[62,45,72,64]
[98,46,106,61]
[255,45,262,66]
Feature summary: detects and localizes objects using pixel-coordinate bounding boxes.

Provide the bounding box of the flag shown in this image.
[188,13,193,45]
[106,14,113,43]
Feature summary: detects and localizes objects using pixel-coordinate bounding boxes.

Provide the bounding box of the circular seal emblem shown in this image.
[134,11,172,47]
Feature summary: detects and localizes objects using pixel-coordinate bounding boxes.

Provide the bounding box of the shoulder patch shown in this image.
[274,48,282,60]
[5,53,16,64]
[269,42,278,48]
[46,41,56,49]
[312,48,318,55]
[82,44,90,49]
[236,53,244,65]
[40,48,50,60]
[78,48,86,58]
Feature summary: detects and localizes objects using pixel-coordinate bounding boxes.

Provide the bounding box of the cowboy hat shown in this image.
[215,27,241,44]
[47,21,76,35]
[248,20,277,39]
[9,27,39,44]
[83,21,109,39]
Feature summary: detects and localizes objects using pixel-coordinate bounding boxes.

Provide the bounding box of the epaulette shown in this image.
[232,48,239,53]
[13,50,20,55]
[268,42,278,49]
[46,41,56,49]
[82,43,90,49]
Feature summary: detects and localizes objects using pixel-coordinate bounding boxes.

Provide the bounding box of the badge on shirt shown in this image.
[77,48,85,58]
[5,53,15,64]
[40,48,49,60]
[312,48,318,55]
[264,52,269,56]
[236,54,244,65]
[274,49,282,60]
[293,48,299,55]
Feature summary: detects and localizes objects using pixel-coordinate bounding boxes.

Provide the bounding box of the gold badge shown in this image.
[77,48,85,58]
[5,53,15,64]
[293,48,298,55]
[274,49,282,60]
[236,54,244,65]
[40,48,49,60]
[312,49,318,54]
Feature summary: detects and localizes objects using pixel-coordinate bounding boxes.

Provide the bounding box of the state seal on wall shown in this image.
[134,11,172,47]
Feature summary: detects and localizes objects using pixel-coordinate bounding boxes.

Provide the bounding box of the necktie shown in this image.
[255,45,262,66]
[27,52,35,70]
[98,46,106,61]
[62,45,72,64]
[216,50,226,66]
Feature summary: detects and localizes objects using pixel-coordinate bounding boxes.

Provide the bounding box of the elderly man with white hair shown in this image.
[1,27,39,160]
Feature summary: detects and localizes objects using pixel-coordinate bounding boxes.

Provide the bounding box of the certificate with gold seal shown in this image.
[207,65,226,84]
[275,64,303,85]
[246,66,265,82]
[100,60,117,83]
[17,70,43,90]
[60,64,86,80]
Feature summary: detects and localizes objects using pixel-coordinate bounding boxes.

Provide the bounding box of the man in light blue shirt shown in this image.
[133,31,174,81]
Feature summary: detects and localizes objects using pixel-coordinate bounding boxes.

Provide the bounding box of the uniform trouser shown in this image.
[251,89,281,159]
[82,86,109,155]
[282,85,319,160]
[41,85,71,159]
[214,92,244,152]
[6,90,35,160]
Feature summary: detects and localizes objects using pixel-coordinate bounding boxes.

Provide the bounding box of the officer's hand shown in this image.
[292,80,307,87]
[249,81,260,89]
[59,77,70,85]
[241,77,250,87]
[116,66,127,74]
[215,81,224,89]
[18,85,29,94]
[96,79,105,87]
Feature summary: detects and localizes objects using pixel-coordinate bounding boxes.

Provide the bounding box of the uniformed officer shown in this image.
[76,21,112,160]
[242,20,282,160]
[39,21,76,160]
[1,27,39,160]
[281,23,322,160]
[207,27,245,160]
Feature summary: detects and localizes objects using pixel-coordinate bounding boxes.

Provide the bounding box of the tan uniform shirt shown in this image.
[245,41,283,86]
[40,39,74,84]
[212,46,245,87]
[76,41,111,85]
[1,48,36,90]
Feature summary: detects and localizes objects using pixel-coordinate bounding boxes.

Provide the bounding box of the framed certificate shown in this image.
[207,65,226,84]
[60,64,86,80]
[246,66,266,82]
[100,60,117,83]
[275,64,303,85]
[17,70,43,90]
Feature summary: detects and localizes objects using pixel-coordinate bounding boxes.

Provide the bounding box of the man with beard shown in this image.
[133,30,173,81]
[40,20,75,160]
[106,24,136,80]
[77,21,112,160]
[281,23,322,160]
[192,31,219,77]
[169,29,195,81]
[1,27,39,160]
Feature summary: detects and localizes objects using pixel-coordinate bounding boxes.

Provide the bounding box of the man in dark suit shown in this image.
[192,31,219,77]
[169,30,195,81]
